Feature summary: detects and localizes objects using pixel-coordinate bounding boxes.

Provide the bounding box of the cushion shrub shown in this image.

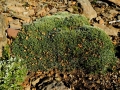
[11,12,117,73]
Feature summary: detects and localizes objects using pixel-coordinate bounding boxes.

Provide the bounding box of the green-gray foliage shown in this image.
[23,11,89,33]
[0,57,27,90]
[11,12,116,73]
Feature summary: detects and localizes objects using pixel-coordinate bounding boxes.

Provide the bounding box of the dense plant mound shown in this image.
[11,12,116,73]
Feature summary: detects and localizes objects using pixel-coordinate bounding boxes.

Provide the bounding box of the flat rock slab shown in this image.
[77,0,97,20]
[93,23,119,36]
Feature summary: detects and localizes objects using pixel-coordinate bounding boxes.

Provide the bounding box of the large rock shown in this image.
[0,14,7,57]
[8,6,25,13]
[77,0,97,20]
[11,13,31,23]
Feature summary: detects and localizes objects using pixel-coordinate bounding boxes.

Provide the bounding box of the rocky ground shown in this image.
[0,0,120,90]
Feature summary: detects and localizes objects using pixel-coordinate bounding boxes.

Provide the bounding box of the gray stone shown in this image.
[93,23,119,36]
[49,7,57,14]
[42,81,70,90]
[77,0,97,20]
[96,1,108,7]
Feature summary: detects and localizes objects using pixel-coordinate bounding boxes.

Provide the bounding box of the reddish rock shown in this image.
[7,28,20,38]
[99,19,104,25]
